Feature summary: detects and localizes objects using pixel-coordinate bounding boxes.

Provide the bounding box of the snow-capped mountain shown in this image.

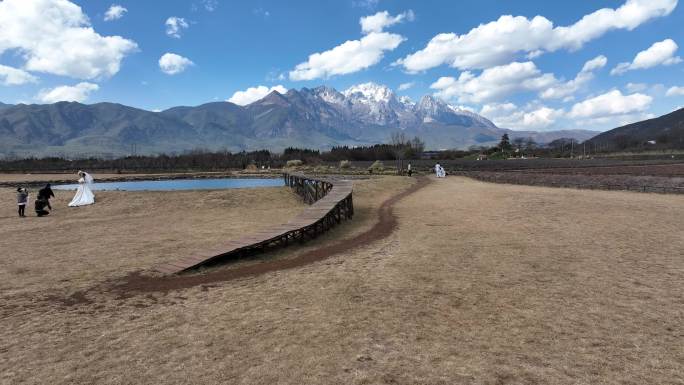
[341,82,407,126]
[236,82,504,148]
[343,82,395,103]
[296,81,497,130]
[0,82,598,157]
[414,95,497,128]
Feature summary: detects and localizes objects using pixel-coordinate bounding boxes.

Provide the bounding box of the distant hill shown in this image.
[0,83,598,157]
[584,108,684,150]
[502,129,599,146]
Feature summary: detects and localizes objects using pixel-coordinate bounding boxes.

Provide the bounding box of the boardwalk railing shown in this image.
[153,173,353,275]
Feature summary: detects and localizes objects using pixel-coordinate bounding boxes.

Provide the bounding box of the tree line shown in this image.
[1,133,653,173]
[0,135,427,172]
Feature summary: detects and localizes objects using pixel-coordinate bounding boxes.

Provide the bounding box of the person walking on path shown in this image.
[16,187,28,217]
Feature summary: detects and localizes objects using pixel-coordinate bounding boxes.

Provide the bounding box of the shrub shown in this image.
[286,159,303,168]
[339,160,351,169]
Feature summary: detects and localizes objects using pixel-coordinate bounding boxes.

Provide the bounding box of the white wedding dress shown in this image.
[435,164,446,178]
[68,172,95,207]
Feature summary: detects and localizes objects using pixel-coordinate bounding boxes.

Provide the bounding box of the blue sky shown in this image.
[1,0,683,132]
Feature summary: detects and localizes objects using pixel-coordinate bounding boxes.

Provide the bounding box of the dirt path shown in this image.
[63,176,431,301]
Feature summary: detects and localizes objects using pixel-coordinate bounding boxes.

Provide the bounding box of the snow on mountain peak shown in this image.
[248,82,497,129]
[343,82,394,103]
[399,96,415,107]
[313,86,346,105]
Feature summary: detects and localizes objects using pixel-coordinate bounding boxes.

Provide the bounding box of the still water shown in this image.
[53,178,284,191]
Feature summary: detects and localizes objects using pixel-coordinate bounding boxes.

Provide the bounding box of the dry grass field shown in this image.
[1,175,683,384]
[0,185,307,296]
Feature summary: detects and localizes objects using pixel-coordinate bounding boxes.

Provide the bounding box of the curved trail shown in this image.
[68,176,431,301]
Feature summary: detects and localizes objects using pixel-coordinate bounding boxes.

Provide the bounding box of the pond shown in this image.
[53,178,284,191]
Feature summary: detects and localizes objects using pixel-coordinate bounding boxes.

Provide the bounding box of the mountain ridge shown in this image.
[0,83,598,157]
[584,108,684,150]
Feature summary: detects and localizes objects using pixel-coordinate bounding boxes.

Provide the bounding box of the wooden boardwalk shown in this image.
[153,173,353,275]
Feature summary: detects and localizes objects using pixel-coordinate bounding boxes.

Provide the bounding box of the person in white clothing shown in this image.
[435,163,446,178]
[68,171,95,207]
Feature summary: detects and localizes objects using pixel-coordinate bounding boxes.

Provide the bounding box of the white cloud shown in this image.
[289,32,404,81]
[518,106,565,129]
[0,64,38,86]
[480,102,517,118]
[630,39,682,67]
[37,82,99,103]
[0,0,137,80]
[611,39,682,75]
[540,55,606,100]
[666,86,684,96]
[430,61,557,103]
[568,90,652,119]
[158,53,194,75]
[396,0,676,72]
[104,4,127,21]
[360,10,414,34]
[611,62,631,75]
[202,0,218,11]
[453,104,477,113]
[289,10,409,81]
[227,85,287,105]
[353,0,380,9]
[581,55,608,72]
[625,82,648,92]
[165,17,189,38]
[480,102,564,130]
[623,82,667,97]
[398,82,414,91]
[526,50,544,59]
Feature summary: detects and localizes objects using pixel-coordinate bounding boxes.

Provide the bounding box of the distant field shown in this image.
[340,157,684,173]
[1,176,682,384]
[455,161,684,193]
[518,163,684,176]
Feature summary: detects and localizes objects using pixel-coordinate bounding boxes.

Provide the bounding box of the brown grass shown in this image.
[0,186,305,295]
[1,176,683,384]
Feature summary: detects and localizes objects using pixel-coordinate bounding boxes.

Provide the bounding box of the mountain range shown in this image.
[0,83,599,158]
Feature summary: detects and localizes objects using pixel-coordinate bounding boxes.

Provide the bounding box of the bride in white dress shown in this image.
[68,171,95,207]
[434,163,446,178]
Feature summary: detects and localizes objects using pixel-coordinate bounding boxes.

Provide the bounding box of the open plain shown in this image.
[1,175,683,384]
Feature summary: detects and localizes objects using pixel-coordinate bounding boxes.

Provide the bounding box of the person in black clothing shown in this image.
[37,184,54,210]
[35,197,50,217]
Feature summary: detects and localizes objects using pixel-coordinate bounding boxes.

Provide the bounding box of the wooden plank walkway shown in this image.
[153,173,353,275]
